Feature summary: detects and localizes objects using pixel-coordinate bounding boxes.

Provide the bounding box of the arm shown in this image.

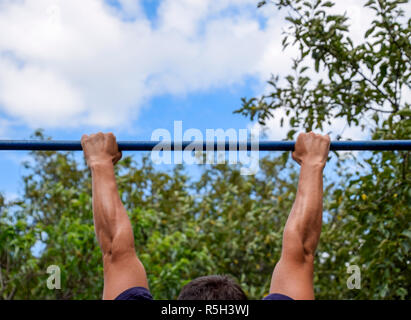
[82,132,149,300]
[269,132,330,300]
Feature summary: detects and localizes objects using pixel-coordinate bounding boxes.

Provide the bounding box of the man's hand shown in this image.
[82,132,148,299]
[269,131,330,300]
[81,132,122,168]
[292,132,330,167]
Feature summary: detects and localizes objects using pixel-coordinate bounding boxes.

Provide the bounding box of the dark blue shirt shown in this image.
[115,287,293,300]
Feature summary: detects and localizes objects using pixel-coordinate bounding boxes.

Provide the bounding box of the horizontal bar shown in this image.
[0,140,410,151]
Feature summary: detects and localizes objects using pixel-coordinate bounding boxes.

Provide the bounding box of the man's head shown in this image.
[177,275,248,300]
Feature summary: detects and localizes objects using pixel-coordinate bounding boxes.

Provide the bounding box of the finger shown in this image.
[80,134,88,148]
[319,134,330,143]
[291,151,300,164]
[89,133,97,140]
[106,132,115,141]
[113,151,122,164]
[95,132,104,140]
[325,134,331,142]
[106,132,117,149]
[81,135,91,157]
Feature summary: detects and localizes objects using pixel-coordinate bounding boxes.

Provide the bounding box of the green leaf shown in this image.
[257,1,267,8]
[322,1,334,8]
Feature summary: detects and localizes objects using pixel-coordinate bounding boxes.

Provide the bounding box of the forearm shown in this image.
[283,163,324,257]
[91,161,134,256]
[82,133,149,299]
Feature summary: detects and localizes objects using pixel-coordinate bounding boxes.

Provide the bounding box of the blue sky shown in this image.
[0,0,409,200]
[0,77,259,199]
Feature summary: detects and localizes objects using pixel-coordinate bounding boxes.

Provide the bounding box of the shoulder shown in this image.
[115,287,154,301]
[263,293,294,300]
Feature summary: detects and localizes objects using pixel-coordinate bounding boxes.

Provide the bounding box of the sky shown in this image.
[0,0,410,200]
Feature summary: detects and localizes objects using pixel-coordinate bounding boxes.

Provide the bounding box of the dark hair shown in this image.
[177,275,248,300]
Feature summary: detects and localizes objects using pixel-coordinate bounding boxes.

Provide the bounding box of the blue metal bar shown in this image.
[0,140,410,151]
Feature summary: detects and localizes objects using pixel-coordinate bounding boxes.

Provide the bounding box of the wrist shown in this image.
[89,159,114,171]
[300,160,326,170]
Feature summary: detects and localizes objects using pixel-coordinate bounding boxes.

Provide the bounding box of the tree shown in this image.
[1,131,302,299]
[240,0,410,138]
[237,0,411,299]
[0,0,409,300]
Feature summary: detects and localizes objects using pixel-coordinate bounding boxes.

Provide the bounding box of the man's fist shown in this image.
[81,132,122,167]
[292,132,330,167]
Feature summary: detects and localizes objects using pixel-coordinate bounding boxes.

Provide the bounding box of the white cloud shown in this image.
[0,0,409,132]
[0,0,291,129]
[0,118,10,137]
[251,0,411,141]
[0,59,85,127]
[252,108,370,141]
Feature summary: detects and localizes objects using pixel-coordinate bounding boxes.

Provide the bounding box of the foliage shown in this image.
[0,0,410,300]
[237,0,410,140]
[0,131,302,299]
[236,0,411,299]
